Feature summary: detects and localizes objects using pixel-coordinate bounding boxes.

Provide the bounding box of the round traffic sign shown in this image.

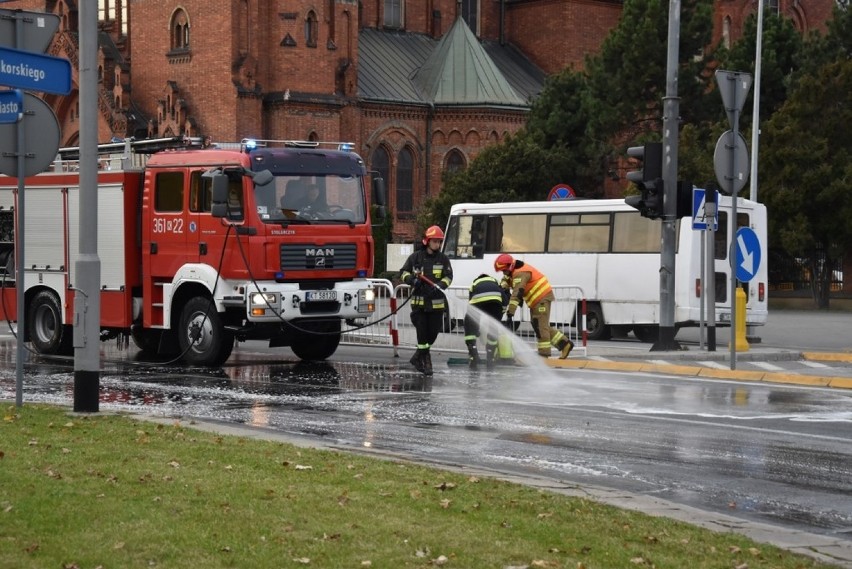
[548,184,576,200]
[734,227,762,283]
[0,92,61,178]
[713,130,750,195]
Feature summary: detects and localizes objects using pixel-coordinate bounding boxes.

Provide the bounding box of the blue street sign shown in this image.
[735,227,762,283]
[0,89,23,124]
[691,188,718,231]
[0,46,71,95]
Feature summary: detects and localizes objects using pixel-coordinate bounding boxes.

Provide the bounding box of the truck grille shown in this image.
[280,243,357,271]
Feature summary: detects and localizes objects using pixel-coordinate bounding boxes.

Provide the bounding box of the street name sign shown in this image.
[0,45,71,95]
[0,88,22,123]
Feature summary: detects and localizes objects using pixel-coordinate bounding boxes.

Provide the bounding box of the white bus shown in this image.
[442,197,768,342]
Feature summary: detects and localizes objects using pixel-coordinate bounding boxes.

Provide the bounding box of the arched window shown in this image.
[384,0,403,28]
[305,11,318,48]
[445,149,466,173]
[170,8,190,50]
[396,147,414,214]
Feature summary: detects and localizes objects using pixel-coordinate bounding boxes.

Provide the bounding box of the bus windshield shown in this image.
[254,174,366,224]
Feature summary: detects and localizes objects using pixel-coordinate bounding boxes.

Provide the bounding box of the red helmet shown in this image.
[494,253,515,273]
[422,225,445,245]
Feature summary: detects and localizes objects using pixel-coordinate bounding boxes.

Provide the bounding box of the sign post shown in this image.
[1,8,69,408]
[714,70,752,370]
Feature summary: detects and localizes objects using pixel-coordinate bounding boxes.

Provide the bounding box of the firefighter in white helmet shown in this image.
[399,225,453,375]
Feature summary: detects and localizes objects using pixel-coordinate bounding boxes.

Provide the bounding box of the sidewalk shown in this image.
[547,342,852,390]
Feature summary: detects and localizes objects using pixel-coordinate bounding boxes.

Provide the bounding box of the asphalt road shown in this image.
[2,309,852,566]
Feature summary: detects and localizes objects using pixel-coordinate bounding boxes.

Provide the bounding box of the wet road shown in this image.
[2,339,852,543]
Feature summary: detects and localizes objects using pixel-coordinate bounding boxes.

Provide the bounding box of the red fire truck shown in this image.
[0,137,386,366]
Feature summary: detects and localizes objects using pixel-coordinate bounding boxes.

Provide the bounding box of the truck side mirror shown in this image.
[372,176,387,221]
[206,171,229,218]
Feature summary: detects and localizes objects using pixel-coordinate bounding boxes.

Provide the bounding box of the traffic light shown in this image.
[676,180,693,219]
[624,142,664,219]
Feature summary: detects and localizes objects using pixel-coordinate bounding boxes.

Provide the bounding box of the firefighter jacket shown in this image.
[468,274,509,308]
[400,248,453,312]
[506,261,554,315]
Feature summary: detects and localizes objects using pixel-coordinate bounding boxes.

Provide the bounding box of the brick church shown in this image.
[6,0,835,240]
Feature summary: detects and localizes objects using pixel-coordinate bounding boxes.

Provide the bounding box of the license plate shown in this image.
[306,290,337,302]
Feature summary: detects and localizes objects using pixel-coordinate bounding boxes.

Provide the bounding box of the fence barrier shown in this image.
[342,280,588,359]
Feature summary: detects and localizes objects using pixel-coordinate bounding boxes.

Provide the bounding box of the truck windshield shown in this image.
[254,174,366,224]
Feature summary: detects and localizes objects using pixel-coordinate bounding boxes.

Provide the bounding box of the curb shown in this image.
[545,357,852,390]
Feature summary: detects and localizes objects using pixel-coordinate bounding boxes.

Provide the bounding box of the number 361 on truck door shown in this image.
[152,217,184,234]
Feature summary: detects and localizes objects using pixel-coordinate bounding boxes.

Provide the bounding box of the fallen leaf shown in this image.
[734,564,748,569]
[728,501,737,509]
[113,542,125,549]
[293,557,310,564]
[168,461,180,468]
[537,512,553,519]
[468,476,480,483]
[434,482,456,491]
[295,464,313,471]
[748,547,761,556]
[432,555,448,565]
[629,557,645,564]
[64,422,74,428]
[440,499,451,509]
[729,546,741,554]
[360,561,372,567]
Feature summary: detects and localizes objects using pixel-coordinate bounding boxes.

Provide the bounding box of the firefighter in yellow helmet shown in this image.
[399,225,453,375]
[494,254,573,359]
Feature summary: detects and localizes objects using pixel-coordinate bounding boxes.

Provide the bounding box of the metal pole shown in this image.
[73,0,101,412]
[14,15,25,408]
[750,0,764,203]
[727,92,740,371]
[705,189,716,351]
[653,0,681,351]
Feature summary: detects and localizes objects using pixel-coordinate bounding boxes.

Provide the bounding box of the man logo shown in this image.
[315,257,326,267]
[306,248,334,257]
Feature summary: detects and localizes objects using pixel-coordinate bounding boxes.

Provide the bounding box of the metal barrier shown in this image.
[342,282,588,358]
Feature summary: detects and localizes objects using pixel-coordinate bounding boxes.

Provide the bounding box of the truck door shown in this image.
[188,170,246,277]
[143,169,194,327]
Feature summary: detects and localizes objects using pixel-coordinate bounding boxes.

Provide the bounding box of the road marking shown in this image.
[698,360,728,370]
[751,361,784,371]
[800,361,830,369]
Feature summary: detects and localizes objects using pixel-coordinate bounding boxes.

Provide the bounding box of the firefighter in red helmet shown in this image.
[399,225,453,375]
[495,254,574,359]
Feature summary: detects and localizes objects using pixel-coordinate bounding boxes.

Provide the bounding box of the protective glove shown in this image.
[437,280,448,290]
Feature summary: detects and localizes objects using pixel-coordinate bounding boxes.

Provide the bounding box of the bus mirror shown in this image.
[208,172,229,206]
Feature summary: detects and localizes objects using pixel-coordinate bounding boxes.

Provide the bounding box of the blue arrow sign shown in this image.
[0,46,71,95]
[735,227,761,283]
[691,188,718,231]
[0,89,22,124]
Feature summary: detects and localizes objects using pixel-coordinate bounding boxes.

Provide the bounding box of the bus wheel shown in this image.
[27,290,73,356]
[178,297,234,366]
[291,321,341,361]
[633,325,659,343]
[584,303,611,341]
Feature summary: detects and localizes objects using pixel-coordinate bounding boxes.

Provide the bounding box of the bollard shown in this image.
[733,287,750,352]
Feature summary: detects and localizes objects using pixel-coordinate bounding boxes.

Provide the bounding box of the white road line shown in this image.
[697,360,728,370]
[800,360,830,369]
[751,361,785,371]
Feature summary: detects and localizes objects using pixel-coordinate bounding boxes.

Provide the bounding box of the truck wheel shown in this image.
[27,290,73,355]
[130,325,162,355]
[291,321,341,361]
[178,297,234,366]
[584,303,611,341]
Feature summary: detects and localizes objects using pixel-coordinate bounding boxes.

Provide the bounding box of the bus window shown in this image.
[493,214,546,252]
[548,213,610,253]
[612,212,661,253]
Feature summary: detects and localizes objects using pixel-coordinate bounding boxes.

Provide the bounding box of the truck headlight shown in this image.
[358,288,376,313]
[250,292,280,316]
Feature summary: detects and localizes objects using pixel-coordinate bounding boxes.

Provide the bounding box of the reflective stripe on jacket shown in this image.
[512,264,553,308]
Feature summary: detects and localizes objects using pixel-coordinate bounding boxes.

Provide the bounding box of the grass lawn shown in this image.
[0,404,840,568]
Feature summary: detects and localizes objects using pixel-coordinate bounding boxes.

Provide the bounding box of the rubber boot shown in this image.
[485,344,496,370]
[558,338,575,359]
[422,350,433,376]
[409,349,425,372]
[466,342,480,370]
